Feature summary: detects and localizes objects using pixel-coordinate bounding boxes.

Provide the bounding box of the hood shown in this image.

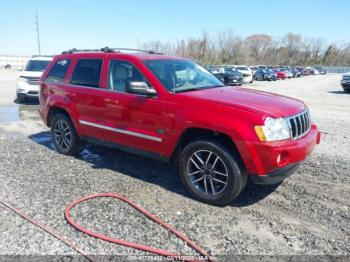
[19,71,43,78]
[343,72,350,76]
[179,86,306,117]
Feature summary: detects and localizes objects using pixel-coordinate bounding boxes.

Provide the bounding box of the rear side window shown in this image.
[46,59,71,83]
[70,59,103,88]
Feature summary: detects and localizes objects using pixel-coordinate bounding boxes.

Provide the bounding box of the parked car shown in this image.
[341,72,350,93]
[254,69,277,81]
[315,67,326,74]
[301,68,311,76]
[290,68,302,78]
[234,65,254,83]
[310,67,320,75]
[272,69,287,80]
[209,67,244,86]
[223,68,244,86]
[280,69,293,78]
[39,48,320,206]
[16,56,52,102]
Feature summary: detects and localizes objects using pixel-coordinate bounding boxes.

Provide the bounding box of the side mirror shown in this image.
[126,82,157,97]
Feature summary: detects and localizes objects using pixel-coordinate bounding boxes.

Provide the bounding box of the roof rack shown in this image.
[62,48,100,54]
[62,47,162,55]
[108,47,162,55]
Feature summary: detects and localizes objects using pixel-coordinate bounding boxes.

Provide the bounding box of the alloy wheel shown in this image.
[53,119,72,151]
[186,150,229,195]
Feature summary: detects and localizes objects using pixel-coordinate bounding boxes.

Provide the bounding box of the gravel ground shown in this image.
[0,70,349,260]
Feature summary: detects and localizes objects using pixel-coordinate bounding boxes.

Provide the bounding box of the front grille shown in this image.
[28,91,38,95]
[287,111,311,140]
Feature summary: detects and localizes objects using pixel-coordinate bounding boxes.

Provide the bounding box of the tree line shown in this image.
[141,31,350,66]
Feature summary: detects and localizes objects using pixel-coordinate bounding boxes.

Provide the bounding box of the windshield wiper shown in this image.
[173,87,201,93]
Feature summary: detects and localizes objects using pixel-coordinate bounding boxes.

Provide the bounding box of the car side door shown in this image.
[101,59,165,155]
[65,57,107,140]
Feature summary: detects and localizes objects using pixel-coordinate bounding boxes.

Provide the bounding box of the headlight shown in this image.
[255,117,290,141]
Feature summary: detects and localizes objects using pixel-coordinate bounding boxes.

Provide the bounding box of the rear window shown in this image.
[25,60,50,72]
[70,59,103,88]
[46,59,71,83]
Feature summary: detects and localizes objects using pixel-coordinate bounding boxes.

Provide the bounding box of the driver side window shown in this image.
[108,60,151,93]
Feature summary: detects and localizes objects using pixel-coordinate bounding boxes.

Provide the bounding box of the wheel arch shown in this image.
[171,127,245,170]
[47,106,72,127]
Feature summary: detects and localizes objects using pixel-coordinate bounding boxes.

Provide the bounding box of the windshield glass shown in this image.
[145,59,225,93]
[25,60,50,72]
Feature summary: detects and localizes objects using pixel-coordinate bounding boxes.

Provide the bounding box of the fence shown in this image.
[0,55,31,69]
[323,67,350,74]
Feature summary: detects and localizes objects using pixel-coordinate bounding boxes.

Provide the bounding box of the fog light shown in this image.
[277,151,289,166]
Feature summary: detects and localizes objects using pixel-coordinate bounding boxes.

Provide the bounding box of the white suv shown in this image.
[234,65,253,83]
[16,56,52,102]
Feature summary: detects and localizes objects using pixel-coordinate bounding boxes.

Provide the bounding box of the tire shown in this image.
[51,113,82,155]
[179,139,246,206]
[343,87,350,93]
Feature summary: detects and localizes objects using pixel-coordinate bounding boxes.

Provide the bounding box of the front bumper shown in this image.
[227,78,243,85]
[249,162,301,185]
[243,124,320,179]
[16,81,40,97]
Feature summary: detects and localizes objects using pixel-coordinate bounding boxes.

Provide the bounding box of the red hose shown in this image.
[65,193,213,262]
[0,198,95,262]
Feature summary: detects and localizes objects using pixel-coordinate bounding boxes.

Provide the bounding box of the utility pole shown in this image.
[35,10,41,56]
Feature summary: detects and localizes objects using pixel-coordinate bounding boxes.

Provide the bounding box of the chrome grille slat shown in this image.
[300,115,306,134]
[287,111,311,140]
[297,116,301,137]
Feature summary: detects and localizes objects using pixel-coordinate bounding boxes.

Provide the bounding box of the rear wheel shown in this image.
[179,140,246,206]
[51,113,82,155]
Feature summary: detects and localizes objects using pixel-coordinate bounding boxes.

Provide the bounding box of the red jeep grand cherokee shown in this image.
[39,48,321,206]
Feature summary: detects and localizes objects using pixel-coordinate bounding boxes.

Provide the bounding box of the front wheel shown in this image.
[179,140,246,206]
[51,113,83,155]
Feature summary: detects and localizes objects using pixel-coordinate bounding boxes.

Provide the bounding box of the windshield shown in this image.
[237,66,248,71]
[145,59,225,93]
[25,60,50,72]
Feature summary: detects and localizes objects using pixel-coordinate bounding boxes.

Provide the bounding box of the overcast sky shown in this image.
[0,0,349,55]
